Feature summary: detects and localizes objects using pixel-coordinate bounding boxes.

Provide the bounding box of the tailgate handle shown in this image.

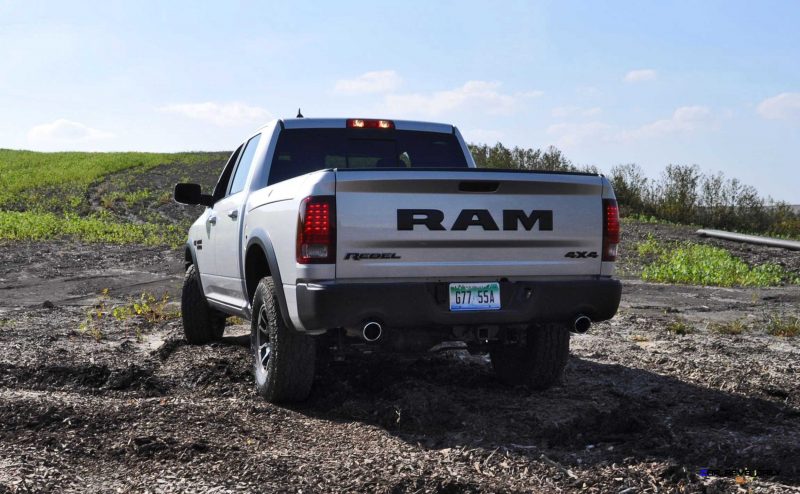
[459,181,499,193]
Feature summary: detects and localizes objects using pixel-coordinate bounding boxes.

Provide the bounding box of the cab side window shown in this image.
[228,134,262,196]
[212,144,244,202]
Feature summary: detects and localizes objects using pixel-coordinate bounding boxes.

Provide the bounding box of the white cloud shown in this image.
[551,106,602,118]
[27,119,114,145]
[462,128,504,144]
[517,90,545,99]
[334,70,402,94]
[624,69,657,83]
[159,102,271,126]
[384,81,540,117]
[757,92,800,120]
[576,86,600,96]
[620,105,712,140]
[547,106,713,147]
[546,122,614,148]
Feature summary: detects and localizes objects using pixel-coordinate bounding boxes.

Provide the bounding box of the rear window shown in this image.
[267,128,468,185]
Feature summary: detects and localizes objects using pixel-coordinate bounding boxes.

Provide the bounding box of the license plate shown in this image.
[449,282,501,311]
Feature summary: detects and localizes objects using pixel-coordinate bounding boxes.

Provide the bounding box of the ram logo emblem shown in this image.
[397,209,553,231]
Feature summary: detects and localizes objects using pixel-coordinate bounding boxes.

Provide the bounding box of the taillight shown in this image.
[347,119,395,129]
[297,196,336,264]
[602,198,620,262]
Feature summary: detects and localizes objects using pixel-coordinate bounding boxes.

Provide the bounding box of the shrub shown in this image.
[609,163,649,216]
[656,164,701,223]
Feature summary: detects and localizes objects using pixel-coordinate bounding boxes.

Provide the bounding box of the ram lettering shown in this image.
[397,209,554,231]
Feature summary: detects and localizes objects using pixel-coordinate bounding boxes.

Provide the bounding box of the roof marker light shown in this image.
[347,119,395,129]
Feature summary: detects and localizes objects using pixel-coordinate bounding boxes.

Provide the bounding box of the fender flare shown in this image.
[245,232,295,331]
[184,242,213,300]
[184,242,199,271]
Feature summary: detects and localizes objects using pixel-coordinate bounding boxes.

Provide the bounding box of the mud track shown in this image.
[1,223,799,492]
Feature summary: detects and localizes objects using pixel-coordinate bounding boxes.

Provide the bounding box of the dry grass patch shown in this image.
[708,319,748,335]
[666,319,694,335]
[766,314,800,338]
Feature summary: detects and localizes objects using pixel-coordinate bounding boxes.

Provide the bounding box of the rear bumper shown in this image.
[294,278,621,332]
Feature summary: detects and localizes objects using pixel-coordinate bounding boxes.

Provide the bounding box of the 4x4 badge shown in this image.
[564,251,597,258]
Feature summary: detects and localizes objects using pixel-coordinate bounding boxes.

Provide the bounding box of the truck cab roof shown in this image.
[265,118,455,134]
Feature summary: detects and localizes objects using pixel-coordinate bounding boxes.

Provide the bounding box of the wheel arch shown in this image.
[184,242,198,271]
[245,233,295,330]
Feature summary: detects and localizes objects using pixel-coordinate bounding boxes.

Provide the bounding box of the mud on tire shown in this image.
[251,277,316,403]
[181,264,225,344]
[490,324,569,390]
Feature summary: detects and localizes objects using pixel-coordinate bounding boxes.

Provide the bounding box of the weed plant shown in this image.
[112,292,179,324]
[708,319,748,335]
[765,314,800,337]
[0,210,185,247]
[666,319,694,335]
[638,240,795,287]
[80,289,180,342]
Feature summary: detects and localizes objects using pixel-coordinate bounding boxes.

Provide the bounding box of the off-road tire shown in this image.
[251,277,316,403]
[181,264,225,344]
[489,324,569,390]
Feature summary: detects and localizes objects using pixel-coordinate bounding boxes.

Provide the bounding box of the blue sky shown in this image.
[1,0,798,202]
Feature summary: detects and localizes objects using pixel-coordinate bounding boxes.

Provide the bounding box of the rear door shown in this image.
[195,144,241,298]
[335,170,603,280]
[206,133,262,308]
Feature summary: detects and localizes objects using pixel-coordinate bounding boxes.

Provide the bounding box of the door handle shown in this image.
[227,209,239,220]
[207,215,217,225]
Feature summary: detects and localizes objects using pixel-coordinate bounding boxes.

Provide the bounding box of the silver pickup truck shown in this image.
[174,117,622,403]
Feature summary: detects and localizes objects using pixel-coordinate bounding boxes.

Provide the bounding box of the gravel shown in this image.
[1,216,798,492]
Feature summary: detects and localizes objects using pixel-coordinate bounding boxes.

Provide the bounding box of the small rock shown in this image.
[42,300,55,309]
[763,386,789,399]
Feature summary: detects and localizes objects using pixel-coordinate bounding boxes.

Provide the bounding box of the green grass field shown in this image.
[0,149,225,247]
[0,210,186,247]
[0,149,216,208]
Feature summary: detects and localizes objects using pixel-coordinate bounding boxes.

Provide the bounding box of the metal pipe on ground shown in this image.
[696,229,800,251]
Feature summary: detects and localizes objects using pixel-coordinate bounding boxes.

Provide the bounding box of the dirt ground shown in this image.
[1,211,799,492]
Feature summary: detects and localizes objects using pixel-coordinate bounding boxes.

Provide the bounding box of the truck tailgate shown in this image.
[334,169,604,280]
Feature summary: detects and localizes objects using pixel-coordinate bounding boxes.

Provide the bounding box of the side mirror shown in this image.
[174,183,213,207]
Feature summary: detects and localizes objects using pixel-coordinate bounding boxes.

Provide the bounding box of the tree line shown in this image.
[469,142,799,237]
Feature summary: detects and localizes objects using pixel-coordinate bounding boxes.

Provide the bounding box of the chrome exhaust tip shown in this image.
[362,321,383,342]
[573,315,592,333]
